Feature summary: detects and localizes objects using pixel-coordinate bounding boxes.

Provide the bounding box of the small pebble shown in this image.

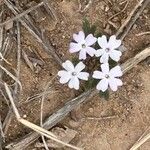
[88,108,94,113]
[23,114,27,118]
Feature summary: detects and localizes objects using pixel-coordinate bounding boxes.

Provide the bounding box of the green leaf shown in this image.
[95,32,102,38]
[82,18,91,36]
[99,90,109,100]
[85,77,98,90]
[72,57,80,65]
[90,25,97,35]
[109,59,118,68]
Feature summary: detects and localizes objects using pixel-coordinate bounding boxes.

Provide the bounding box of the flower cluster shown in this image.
[58,31,123,92]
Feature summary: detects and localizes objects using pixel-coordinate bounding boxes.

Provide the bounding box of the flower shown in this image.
[95,35,122,63]
[69,31,97,60]
[92,63,123,92]
[58,60,89,90]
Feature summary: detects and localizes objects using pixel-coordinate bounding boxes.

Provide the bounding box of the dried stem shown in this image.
[6,46,150,150]
[40,78,56,150]
[0,2,44,27]
[4,0,62,66]
[4,83,82,150]
[130,131,150,150]
[0,116,4,150]
[14,21,21,94]
[116,0,150,40]
[4,0,150,149]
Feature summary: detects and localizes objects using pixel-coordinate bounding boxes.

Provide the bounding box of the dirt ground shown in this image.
[1,0,150,150]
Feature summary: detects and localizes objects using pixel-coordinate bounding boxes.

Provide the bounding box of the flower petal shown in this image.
[73,31,85,43]
[108,78,118,91]
[77,72,89,80]
[92,71,104,79]
[86,47,96,57]
[109,66,123,77]
[98,35,108,49]
[79,49,86,60]
[95,49,105,57]
[109,50,122,62]
[62,60,74,71]
[69,42,81,53]
[108,35,121,49]
[100,52,109,63]
[59,74,71,84]
[96,78,108,92]
[58,70,69,77]
[75,62,85,72]
[85,34,97,46]
[115,78,123,86]
[101,63,109,74]
[68,77,79,90]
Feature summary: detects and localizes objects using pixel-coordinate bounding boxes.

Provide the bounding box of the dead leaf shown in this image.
[35,126,77,148]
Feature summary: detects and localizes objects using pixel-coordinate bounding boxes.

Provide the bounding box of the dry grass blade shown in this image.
[22,50,34,72]
[129,127,150,150]
[116,0,150,40]
[4,0,63,66]
[2,108,13,134]
[43,0,58,22]
[121,47,150,74]
[0,2,44,27]
[40,77,56,150]
[14,21,21,94]
[0,116,4,150]
[79,0,93,13]
[0,65,22,90]
[0,116,4,139]
[136,31,150,36]
[130,131,150,150]
[4,83,82,150]
[6,46,150,150]
[4,0,150,149]
[20,119,82,150]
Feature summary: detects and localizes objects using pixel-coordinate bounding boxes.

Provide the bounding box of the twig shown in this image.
[116,0,150,40]
[0,2,44,27]
[81,115,117,121]
[79,0,93,13]
[40,77,56,150]
[14,21,21,94]
[0,116,4,149]
[121,47,150,74]
[4,0,150,149]
[43,0,58,22]
[4,0,62,66]
[4,83,82,150]
[108,0,129,21]
[2,108,13,134]
[22,49,34,72]
[0,64,22,89]
[136,31,150,36]
[24,90,56,103]
[6,46,150,150]
[130,128,150,150]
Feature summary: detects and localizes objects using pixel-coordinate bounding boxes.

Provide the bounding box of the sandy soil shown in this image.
[1,0,150,150]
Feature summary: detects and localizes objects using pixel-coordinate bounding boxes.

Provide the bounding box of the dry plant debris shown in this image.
[0,0,150,150]
[35,126,77,148]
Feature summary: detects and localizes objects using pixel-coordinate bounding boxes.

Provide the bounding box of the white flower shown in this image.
[69,31,97,60]
[92,63,123,92]
[58,60,89,90]
[95,35,122,63]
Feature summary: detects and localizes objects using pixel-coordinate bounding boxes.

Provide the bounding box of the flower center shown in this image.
[82,44,86,48]
[105,74,109,78]
[105,48,110,53]
[72,72,77,76]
